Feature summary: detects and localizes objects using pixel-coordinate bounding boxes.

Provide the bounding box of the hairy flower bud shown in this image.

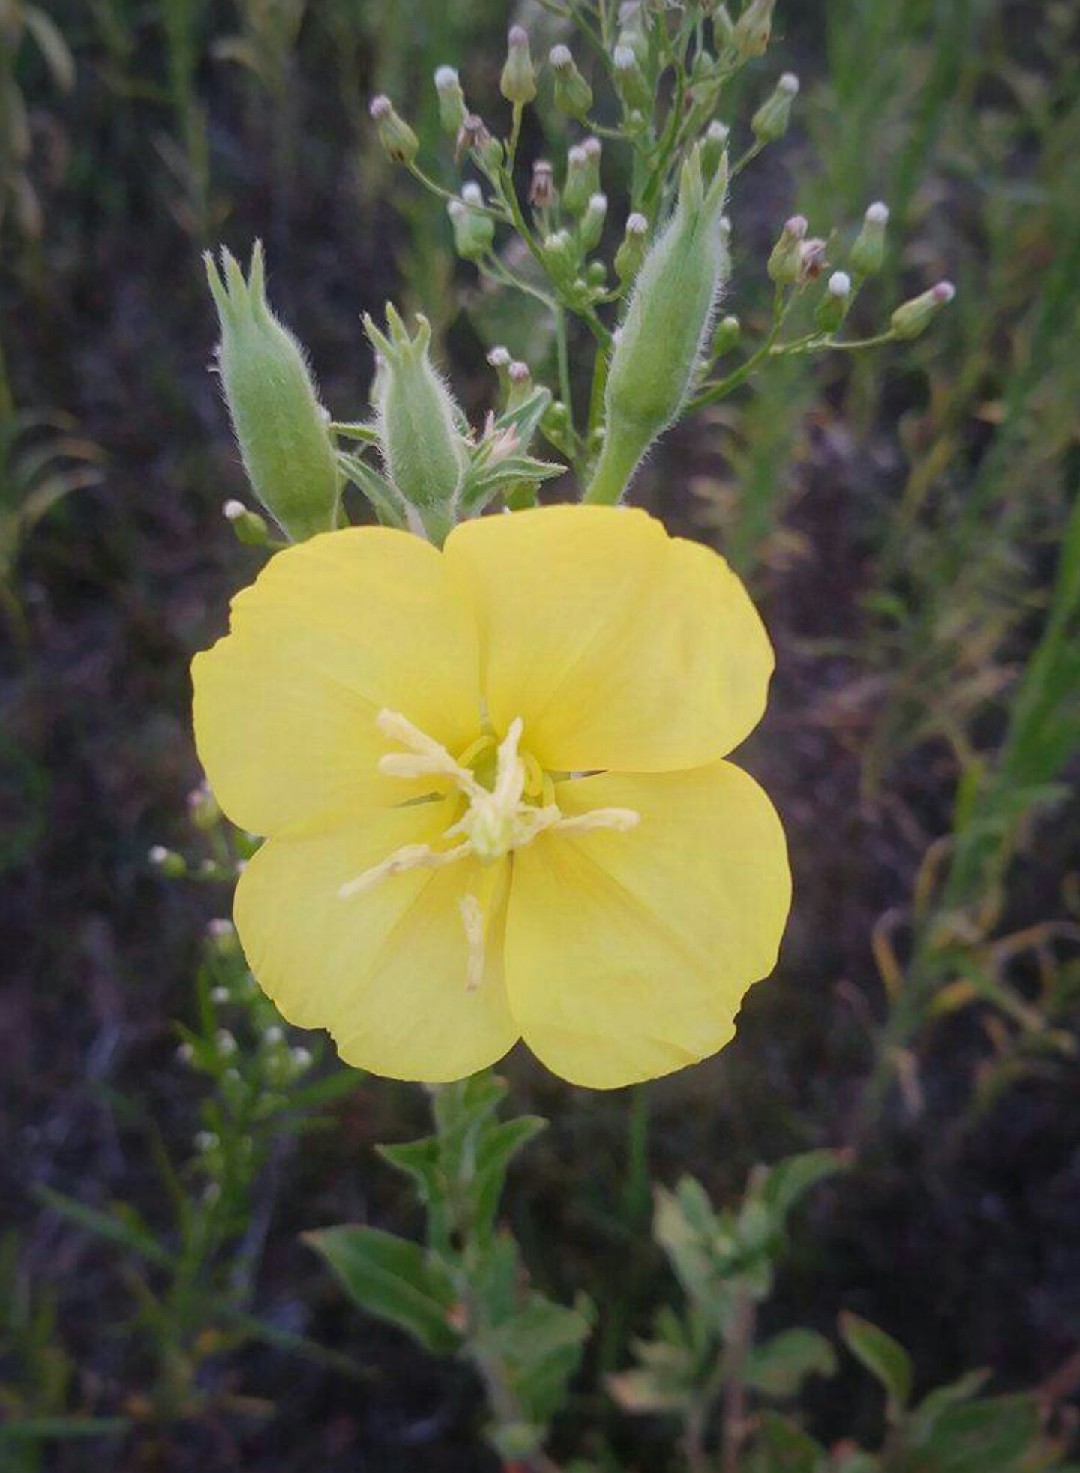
[205,243,340,541]
[586,145,729,504]
[702,121,730,182]
[752,71,798,143]
[711,313,741,357]
[815,271,852,333]
[369,94,419,164]
[501,25,537,105]
[222,497,271,546]
[541,229,578,288]
[614,211,649,283]
[434,65,467,135]
[767,214,807,285]
[851,200,889,276]
[613,44,651,113]
[890,280,955,340]
[447,192,494,261]
[579,192,608,253]
[731,0,776,59]
[550,43,593,120]
[456,113,502,170]
[364,307,466,542]
[529,159,556,209]
[563,138,601,216]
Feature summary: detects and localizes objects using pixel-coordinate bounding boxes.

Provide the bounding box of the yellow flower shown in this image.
[191,505,790,1089]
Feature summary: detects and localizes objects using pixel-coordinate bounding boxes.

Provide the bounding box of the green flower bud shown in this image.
[447,183,495,261]
[585,145,729,504]
[613,44,651,113]
[731,0,776,60]
[614,211,649,283]
[752,71,798,144]
[222,497,271,546]
[434,65,467,135]
[549,44,593,120]
[149,845,186,878]
[541,229,578,288]
[541,398,574,455]
[205,243,340,542]
[767,214,807,285]
[563,137,601,216]
[507,360,533,411]
[815,271,852,333]
[711,313,740,356]
[586,259,608,289]
[487,345,512,399]
[579,192,608,253]
[701,120,730,182]
[369,94,419,164]
[614,2,649,63]
[890,280,955,340]
[500,25,537,105]
[850,200,889,276]
[364,307,466,543]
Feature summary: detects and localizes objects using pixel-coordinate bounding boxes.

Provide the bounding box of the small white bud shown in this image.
[264,1025,285,1046]
[210,986,230,1004]
[207,917,234,938]
[508,361,531,384]
[177,1042,194,1063]
[549,43,573,69]
[866,201,889,224]
[434,65,459,92]
[626,212,647,236]
[461,180,483,206]
[215,1028,237,1055]
[149,845,168,865]
[828,271,852,297]
[222,499,246,521]
[779,72,800,95]
[487,345,511,367]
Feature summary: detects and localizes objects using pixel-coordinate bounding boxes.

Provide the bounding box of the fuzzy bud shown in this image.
[731,0,776,60]
[447,196,494,261]
[613,44,651,113]
[815,271,852,332]
[149,845,186,878]
[752,72,799,143]
[456,113,502,170]
[222,498,270,546]
[766,214,807,285]
[586,144,729,504]
[563,138,601,216]
[890,280,955,340]
[434,66,467,135]
[851,200,889,276]
[501,25,537,105]
[540,229,578,288]
[711,313,741,356]
[614,211,649,283]
[369,94,419,164]
[579,192,608,253]
[506,360,533,411]
[205,243,340,541]
[702,121,730,182]
[549,43,593,121]
[364,307,466,542]
[529,159,556,209]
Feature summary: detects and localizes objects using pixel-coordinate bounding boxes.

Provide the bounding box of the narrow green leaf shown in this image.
[744,1328,838,1398]
[33,1187,175,1270]
[839,1312,913,1409]
[306,1226,460,1354]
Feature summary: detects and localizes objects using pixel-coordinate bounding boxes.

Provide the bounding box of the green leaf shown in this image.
[839,1312,913,1410]
[477,1292,593,1427]
[748,1411,827,1473]
[33,1187,175,1270]
[761,1151,846,1224]
[744,1328,838,1398]
[910,1368,991,1442]
[912,1394,1042,1473]
[472,1116,546,1241]
[306,1226,460,1354]
[606,1366,692,1415]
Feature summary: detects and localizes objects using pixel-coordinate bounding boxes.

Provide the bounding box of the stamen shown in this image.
[339,840,471,899]
[555,807,640,836]
[376,709,482,795]
[459,893,486,991]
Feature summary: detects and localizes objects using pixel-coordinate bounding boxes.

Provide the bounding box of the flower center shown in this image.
[338,709,640,989]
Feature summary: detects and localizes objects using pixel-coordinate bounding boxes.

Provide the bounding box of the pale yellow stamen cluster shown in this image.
[338,709,640,986]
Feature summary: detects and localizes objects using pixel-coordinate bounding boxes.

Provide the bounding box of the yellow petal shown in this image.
[444,505,772,772]
[505,762,790,1088]
[192,528,481,834]
[235,799,518,1082]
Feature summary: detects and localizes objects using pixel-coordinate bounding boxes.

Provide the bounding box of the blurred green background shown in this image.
[1,1,1079,1469]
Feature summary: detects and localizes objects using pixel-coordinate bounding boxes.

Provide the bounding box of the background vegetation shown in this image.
[1,0,1078,1469]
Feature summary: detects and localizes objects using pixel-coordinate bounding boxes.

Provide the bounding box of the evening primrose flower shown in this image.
[191,506,790,1089]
